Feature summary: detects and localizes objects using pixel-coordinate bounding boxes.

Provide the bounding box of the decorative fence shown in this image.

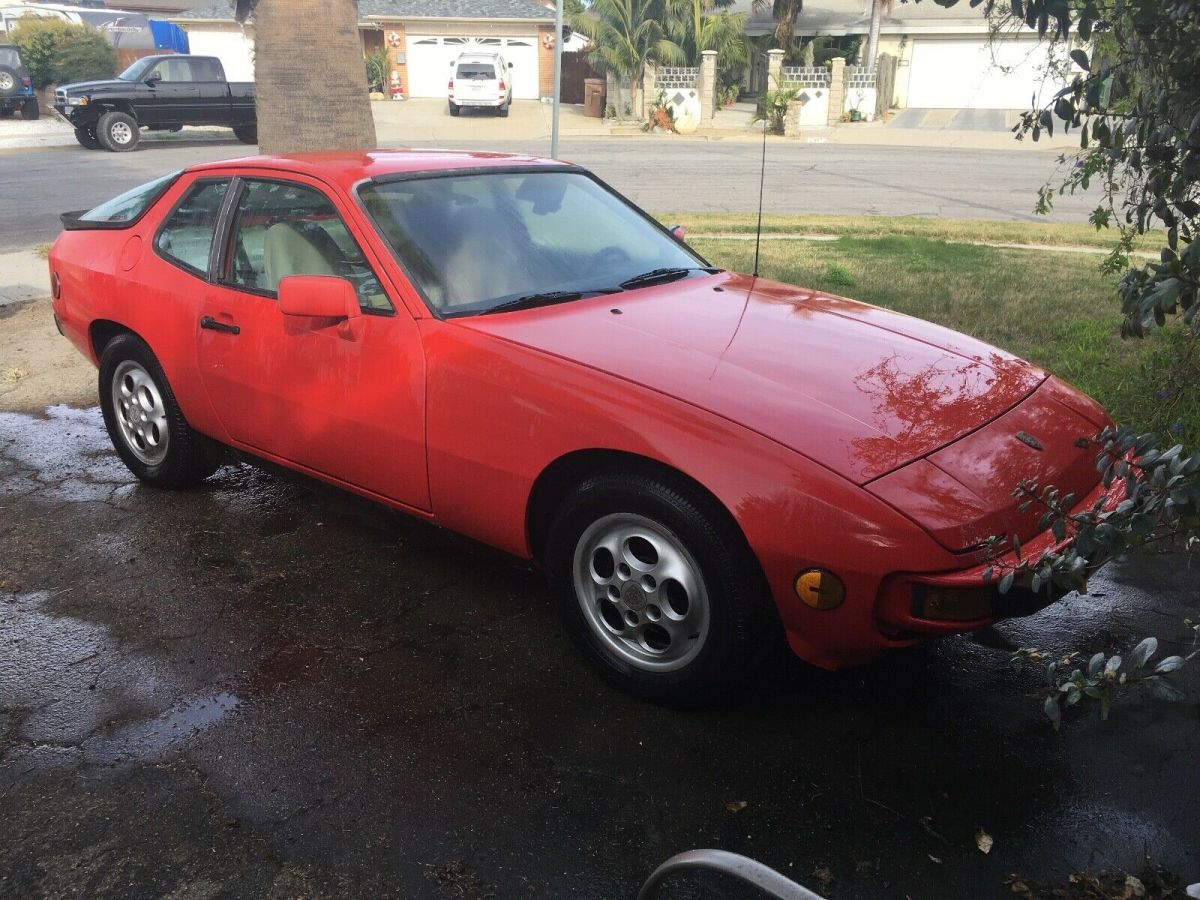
[780,65,831,127]
[780,66,829,90]
[656,66,700,90]
[843,65,877,119]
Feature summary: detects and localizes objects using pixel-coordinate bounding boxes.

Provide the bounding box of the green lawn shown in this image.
[671,217,1196,445]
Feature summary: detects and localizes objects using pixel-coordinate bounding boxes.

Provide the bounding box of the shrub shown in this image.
[11,16,115,88]
[364,48,390,94]
[752,87,798,135]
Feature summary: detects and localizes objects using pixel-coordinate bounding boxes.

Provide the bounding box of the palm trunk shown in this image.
[253,0,376,153]
[865,0,882,67]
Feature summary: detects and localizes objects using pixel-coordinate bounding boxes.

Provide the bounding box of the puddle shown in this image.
[0,406,132,502]
[85,692,240,765]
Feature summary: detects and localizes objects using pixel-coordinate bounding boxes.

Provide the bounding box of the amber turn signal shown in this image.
[794,569,845,610]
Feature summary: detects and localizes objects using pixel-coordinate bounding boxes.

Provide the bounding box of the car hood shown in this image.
[461,272,1046,484]
[57,79,132,95]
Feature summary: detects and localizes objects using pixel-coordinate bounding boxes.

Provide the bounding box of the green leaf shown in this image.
[1129,637,1157,670]
[1153,655,1184,674]
[999,571,1015,594]
[1044,695,1061,729]
[1069,49,1089,70]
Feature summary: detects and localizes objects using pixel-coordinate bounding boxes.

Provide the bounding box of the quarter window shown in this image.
[225,179,391,312]
[155,179,229,275]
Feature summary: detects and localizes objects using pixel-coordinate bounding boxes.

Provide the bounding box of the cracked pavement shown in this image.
[1,405,1198,899]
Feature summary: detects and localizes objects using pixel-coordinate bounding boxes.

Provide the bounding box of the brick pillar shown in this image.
[700,50,718,120]
[828,56,846,126]
[767,48,784,92]
[784,98,802,137]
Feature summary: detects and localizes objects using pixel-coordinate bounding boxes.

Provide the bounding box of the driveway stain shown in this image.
[1,407,1197,898]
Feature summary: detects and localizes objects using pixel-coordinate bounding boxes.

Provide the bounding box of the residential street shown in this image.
[0,136,1093,249]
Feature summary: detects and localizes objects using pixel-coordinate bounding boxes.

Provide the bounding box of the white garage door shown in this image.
[906,37,1069,109]
[406,35,539,100]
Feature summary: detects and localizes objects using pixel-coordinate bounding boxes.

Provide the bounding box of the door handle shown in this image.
[200,315,240,335]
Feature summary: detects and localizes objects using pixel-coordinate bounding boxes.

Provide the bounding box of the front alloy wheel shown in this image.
[573,513,711,672]
[547,471,778,706]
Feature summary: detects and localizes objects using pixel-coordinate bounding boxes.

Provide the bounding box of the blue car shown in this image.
[0,44,39,120]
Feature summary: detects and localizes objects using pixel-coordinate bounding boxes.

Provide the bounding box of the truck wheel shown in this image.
[0,65,18,98]
[21,97,39,120]
[448,102,460,117]
[232,124,257,144]
[498,102,510,118]
[97,110,140,152]
[74,125,102,149]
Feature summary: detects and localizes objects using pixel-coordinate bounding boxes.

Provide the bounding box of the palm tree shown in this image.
[864,0,892,67]
[752,0,803,52]
[663,0,747,75]
[571,0,685,115]
[233,0,376,153]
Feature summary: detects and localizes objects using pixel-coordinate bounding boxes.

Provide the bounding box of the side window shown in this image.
[190,58,221,81]
[155,179,229,276]
[153,58,192,82]
[225,179,392,312]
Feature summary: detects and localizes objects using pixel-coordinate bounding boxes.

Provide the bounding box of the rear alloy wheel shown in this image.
[99,334,224,487]
[448,101,460,117]
[74,125,101,149]
[96,110,140,152]
[546,472,778,707]
[20,97,38,120]
[232,124,257,144]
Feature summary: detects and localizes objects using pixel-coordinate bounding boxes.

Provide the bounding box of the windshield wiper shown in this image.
[481,288,621,316]
[618,266,721,290]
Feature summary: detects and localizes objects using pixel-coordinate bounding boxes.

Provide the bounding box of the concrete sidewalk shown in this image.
[0,249,49,307]
[0,97,1082,153]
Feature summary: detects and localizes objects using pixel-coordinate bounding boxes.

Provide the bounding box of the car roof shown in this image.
[184,149,567,193]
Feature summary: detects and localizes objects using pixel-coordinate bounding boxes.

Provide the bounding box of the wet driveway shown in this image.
[2,406,1198,899]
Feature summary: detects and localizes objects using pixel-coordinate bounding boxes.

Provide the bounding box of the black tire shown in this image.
[545,471,778,707]
[448,102,460,117]
[20,96,38,120]
[74,125,102,149]
[98,334,224,488]
[96,110,140,152]
[233,124,257,144]
[498,102,509,118]
[0,64,18,99]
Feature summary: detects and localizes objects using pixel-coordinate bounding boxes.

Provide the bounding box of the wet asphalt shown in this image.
[1,405,1198,899]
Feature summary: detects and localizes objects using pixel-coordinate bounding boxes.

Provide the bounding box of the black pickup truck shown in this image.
[54,54,255,152]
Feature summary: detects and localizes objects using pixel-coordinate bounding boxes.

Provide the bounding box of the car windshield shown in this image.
[117,57,156,81]
[456,63,495,80]
[78,170,180,223]
[358,170,710,317]
[0,48,20,68]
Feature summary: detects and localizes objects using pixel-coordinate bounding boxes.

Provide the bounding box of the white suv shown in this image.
[448,52,513,118]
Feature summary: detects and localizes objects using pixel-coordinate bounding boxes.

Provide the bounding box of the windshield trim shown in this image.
[352,166,711,321]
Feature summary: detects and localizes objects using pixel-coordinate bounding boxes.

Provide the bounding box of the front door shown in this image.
[195,175,430,511]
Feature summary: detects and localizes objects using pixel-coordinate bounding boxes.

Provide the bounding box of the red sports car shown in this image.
[49,150,1114,705]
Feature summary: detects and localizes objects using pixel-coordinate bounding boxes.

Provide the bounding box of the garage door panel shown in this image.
[906,38,1069,109]
[406,35,539,100]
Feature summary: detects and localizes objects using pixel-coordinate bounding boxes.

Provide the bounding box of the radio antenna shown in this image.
[752,111,768,278]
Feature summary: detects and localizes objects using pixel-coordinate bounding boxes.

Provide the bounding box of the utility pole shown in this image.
[551,0,563,158]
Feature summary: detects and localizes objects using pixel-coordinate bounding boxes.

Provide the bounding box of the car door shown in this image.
[188,57,230,125]
[195,173,430,511]
[143,57,198,124]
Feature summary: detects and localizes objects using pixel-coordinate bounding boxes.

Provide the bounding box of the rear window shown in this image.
[60,170,181,230]
[0,48,20,68]
[456,63,495,80]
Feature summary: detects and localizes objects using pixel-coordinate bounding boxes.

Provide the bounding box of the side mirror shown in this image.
[278,275,360,321]
[669,224,685,241]
[145,74,160,86]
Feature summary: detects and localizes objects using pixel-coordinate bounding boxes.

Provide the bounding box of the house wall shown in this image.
[182,23,256,82]
[373,22,408,97]
[537,24,553,99]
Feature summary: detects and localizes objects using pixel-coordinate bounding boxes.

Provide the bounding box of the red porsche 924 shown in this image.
[49,150,1116,705]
